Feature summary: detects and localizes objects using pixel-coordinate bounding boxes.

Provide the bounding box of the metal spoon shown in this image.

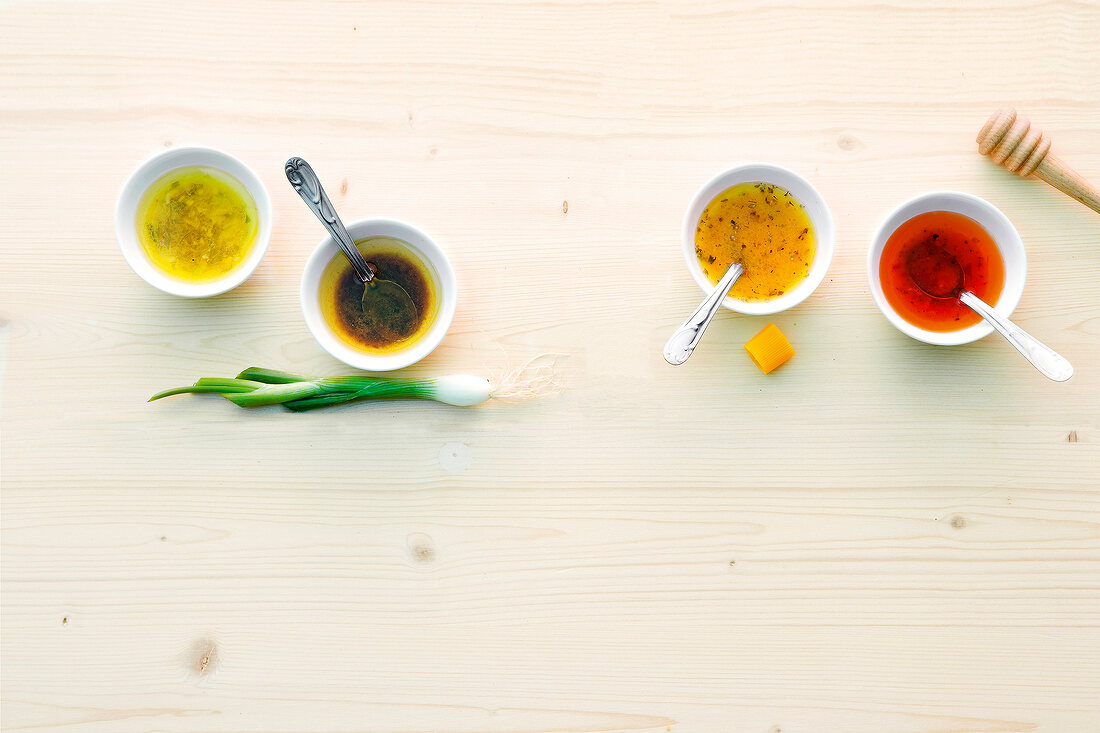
[906,242,1072,382]
[664,263,744,365]
[285,157,418,340]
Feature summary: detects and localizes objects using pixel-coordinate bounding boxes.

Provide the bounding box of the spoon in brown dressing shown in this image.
[285,157,417,340]
[907,242,1072,381]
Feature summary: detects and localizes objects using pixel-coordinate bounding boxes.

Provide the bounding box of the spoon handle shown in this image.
[285,157,374,283]
[960,291,1073,382]
[663,264,744,365]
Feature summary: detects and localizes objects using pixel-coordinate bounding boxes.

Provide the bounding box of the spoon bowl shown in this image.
[906,241,964,299]
[361,262,418,340]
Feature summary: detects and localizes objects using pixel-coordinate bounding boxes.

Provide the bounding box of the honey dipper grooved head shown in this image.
[977,108,1016,154]
[977,108,1050,176]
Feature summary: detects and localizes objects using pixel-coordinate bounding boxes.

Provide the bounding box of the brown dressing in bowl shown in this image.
[319,237,438,352]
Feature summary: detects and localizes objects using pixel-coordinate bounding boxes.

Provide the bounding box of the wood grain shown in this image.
[2,1,1099,732]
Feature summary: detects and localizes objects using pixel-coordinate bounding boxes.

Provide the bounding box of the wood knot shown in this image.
[188,638,219,678]
[562,200,569,214]
[407,533,436,563]
[977,108,1050,176]
[1067,430,1078,442]
[340,179,348,196]
[836,133,864,151]
[950,515,966,529]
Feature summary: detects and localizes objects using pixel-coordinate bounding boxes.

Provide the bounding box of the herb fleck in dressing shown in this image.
[137,167,258,282]
[695,182,815,301]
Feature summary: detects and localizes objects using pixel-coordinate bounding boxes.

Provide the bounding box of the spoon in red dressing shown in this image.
[907,242,1073,381]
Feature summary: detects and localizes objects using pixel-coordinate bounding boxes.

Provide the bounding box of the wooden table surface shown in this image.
[2,1,1099,731]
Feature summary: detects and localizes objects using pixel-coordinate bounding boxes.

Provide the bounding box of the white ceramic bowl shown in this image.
[868,191,1026,346]
[681,163,835,315]
[301,219,457,371]
[116,147,272,297]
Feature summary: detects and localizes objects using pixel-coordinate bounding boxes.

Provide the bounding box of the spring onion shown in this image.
[148,357,561,412]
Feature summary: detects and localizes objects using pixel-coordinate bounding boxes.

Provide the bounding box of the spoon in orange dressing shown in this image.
[663,262,744,365]
[907,242,1072,381]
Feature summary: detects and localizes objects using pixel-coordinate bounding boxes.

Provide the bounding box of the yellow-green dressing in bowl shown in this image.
[137,166,258,282]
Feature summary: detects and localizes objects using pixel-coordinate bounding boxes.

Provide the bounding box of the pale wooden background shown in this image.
[2,1,1099,731]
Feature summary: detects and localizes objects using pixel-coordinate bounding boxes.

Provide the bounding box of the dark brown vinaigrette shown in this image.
[320,238,437,352]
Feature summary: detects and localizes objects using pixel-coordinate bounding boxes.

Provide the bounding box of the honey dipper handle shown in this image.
[1035,155,1100,215]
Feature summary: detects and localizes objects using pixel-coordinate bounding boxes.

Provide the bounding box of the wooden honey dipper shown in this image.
[977,108,1100,214]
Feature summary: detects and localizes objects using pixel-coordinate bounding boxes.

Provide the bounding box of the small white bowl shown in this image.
[115,147,272,297]
[868,191,1026,346]
[681,163,835,315]
[300,219,457,371]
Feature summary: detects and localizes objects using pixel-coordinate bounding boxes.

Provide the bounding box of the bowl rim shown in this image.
[114,145,273,297]
[867,190,1027,346]
[680,163,836,315]
[299,217,457,372]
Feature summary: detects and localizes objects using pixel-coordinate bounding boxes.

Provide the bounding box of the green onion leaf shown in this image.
[235,367,310,384]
